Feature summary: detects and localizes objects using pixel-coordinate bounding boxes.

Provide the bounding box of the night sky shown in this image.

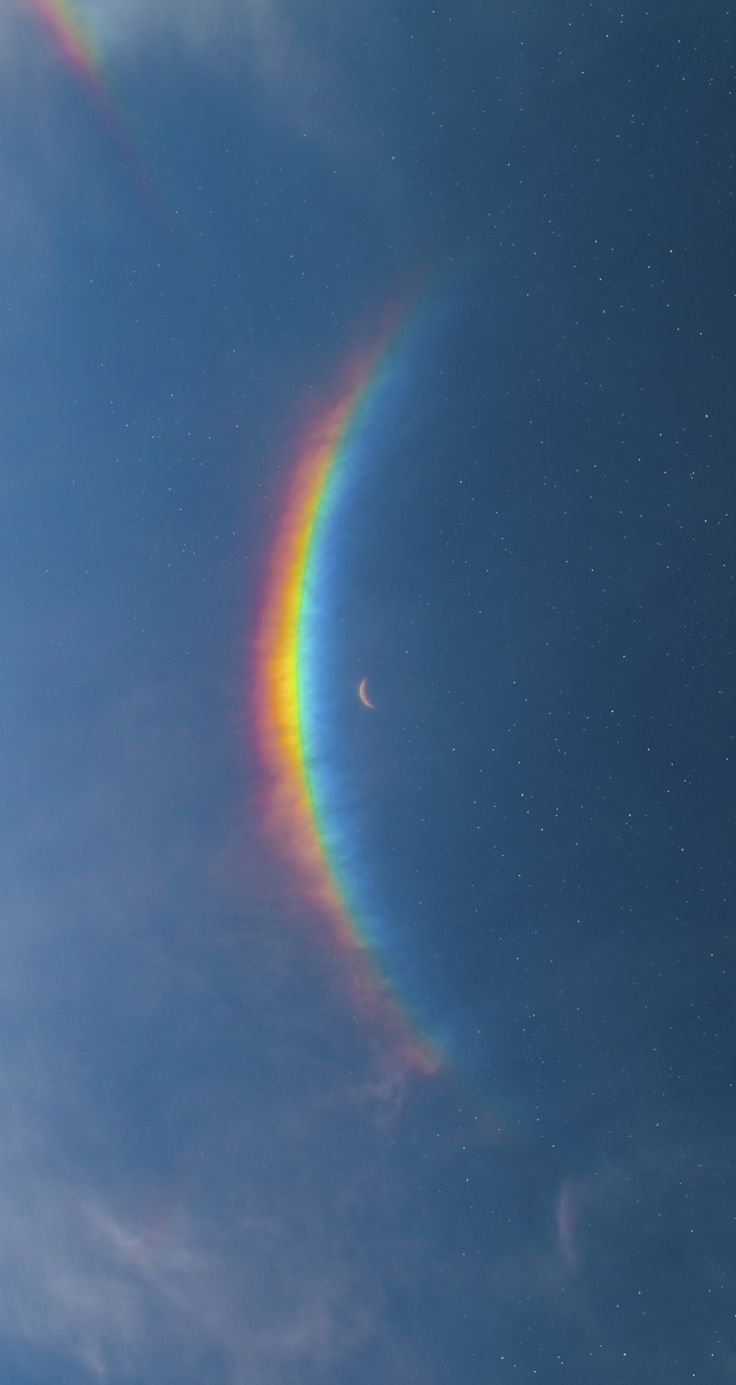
[1,2,734,1382]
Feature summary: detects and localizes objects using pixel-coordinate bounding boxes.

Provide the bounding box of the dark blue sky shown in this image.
[1,2,734,1381]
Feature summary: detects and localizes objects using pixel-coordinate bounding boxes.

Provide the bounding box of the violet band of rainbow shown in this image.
[252,318,440,1071]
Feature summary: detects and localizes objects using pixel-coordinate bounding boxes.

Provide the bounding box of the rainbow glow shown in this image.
[24,0,163,223]
[253,318,440,1072]
[26,0,100,81]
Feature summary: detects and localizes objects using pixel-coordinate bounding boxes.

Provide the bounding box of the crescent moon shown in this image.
[358,677,375,709]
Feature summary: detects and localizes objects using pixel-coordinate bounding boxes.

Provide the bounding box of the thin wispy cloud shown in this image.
[60,0,376,159]
[0,663,446,1382]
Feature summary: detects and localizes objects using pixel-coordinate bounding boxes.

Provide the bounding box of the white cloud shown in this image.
[0,668,432,1381]
[78,0,364,153]
[0,1048,418,1383]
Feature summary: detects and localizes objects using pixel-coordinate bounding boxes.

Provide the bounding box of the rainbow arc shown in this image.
[252,315,441,1073]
